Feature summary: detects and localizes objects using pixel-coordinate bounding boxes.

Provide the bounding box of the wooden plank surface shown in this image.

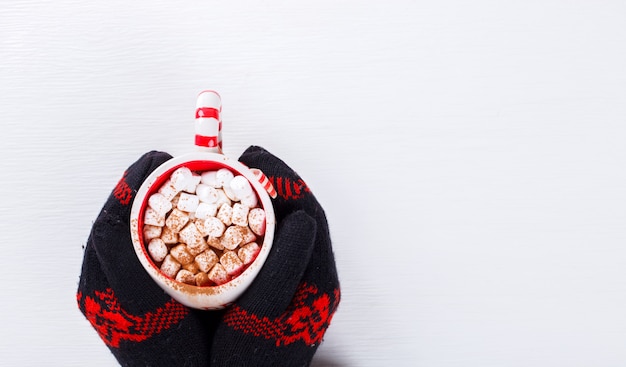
[1,1,626,365]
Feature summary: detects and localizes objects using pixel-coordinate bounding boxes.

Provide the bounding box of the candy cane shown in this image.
[195,90,222,152]
[251,168,277,199]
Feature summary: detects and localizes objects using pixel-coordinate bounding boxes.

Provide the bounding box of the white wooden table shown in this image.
[2,1,625,365]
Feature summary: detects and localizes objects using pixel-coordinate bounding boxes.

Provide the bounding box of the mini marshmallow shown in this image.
[195,249,218,273]
[193,218,208,236]
[175,269,196,285]
[148,238,168,262]
[144,207,165,227]
[231,203,250,227]
[202,217,226,237]
[216,168,234,188]
[220,251,244,276]
[230,175,254,199]
[195,202,218,220]
[160,254,181,278]
[160,226,178,245]
[165,208,190,233]
[183,173,202,194]
[215,189,232,207]
[170,244,194,265]
[248,208,266,236]
[186,240,208,257]
[207,235,225,250]
[148,193,173,217]
[217,203,233,226]
[171,167,193,191]
[239,192,258,208]
[170,193,181,208]
[177,192,200,213]
[200,170,218,187]
[223,184,240,202]
[196,184,219,204]
[143,225,162,241]
[222,226,243,250]
[182,261,200,274]
[207,263,229,285]
[158,179,180,201]
[179,222,207,251]
[238,225,257,244]
[194,272,211,286]
[238,242,261,265]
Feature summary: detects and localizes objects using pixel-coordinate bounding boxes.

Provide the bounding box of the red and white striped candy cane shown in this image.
[196,90,275,199]
[251,168,277,199]
[195,90,223,152]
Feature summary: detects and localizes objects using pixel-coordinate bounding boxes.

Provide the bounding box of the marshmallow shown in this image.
[207,263,229,285]
[217,203,233,226]
[143,225,162,241]
[220,251,244,276]
[238,242,261,265]
[182,261,200,274]
[222,226,243,250]
[165,208,190,233]
[216,168,234,188]
[231,203,249,227]
[158,179,180,201]
[195,202,218,220]
[144,207,165,227]
[195,249,218,273]
[175,269,196,285]
[193,218,208,236]
[160,226,178,245]
[148,193,173,217]
[202,216,226,237]
[179,222,207,252]
[177,192,200,213]
[170,193,181,207]
[248,208,266,236]
[160,255,181,278]
[183,173,202,194]
[215,189,232,207]
[171,167,193,191]
[200,170,218,187]
[196,184,219,204]
[147,238,168,262]
[238,225,257,244]
[230,175,254,199]
[207,235,225,250]
[239,193,258,208]
[194,272,211,286]
[186,240,208,257]
[170,244,194,265]
[223,184,240,202]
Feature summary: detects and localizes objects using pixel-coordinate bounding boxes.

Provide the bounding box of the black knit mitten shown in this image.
[77,151,217,366]
[210,146,341,367]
